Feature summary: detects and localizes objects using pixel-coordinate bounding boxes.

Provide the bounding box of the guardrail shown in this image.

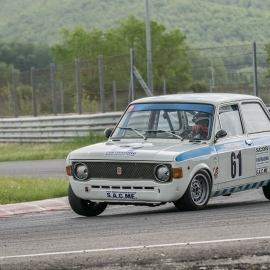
[0,113,123,143]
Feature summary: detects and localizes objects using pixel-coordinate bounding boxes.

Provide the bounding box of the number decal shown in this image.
[231,151,242,178]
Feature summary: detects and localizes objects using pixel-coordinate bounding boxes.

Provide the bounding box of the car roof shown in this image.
[131,93,261,106]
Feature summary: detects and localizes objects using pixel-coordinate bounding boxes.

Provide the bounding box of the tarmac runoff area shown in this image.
[0,197,70,218]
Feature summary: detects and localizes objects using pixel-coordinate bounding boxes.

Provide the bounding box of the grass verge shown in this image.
[0,132,105,162]
[0,176,69,205]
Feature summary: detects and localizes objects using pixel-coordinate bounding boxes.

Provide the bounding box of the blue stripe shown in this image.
[132,103,214,113]
[175,145,216,162]
[251,136,270,146]
[222,189,228,195]
[259,181,265,187]
[214,180,269,198]
[215,140,250,152]
[252,182,258,188]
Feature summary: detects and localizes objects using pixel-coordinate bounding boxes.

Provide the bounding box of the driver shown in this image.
[192,113,209,137]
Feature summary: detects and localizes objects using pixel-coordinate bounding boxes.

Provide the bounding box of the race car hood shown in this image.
[67,139,211,162]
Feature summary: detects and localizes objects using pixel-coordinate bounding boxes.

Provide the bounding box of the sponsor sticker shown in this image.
[256,156,269,166]
[105,143,152,157]
[255,146,269,155]
[225,143,242,151]
[256,166,269,175]
[255,146,269,175]
[105,151,137,156]
[213,166,219,179]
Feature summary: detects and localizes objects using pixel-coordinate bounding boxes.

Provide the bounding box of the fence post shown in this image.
[112,80,117,111]
[7,82,11,115]
[252,41,258,97]
[130,48,136,101]
[31,67,37,117]
[209,79,212,93]
[50,63,57,116]
[60,81,64,114]
[98,55,105,113]
[163,79,166,95]
[75,58,82,114]
[12,71,18,118]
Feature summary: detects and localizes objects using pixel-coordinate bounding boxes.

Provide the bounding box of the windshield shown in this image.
[111,103,214,140]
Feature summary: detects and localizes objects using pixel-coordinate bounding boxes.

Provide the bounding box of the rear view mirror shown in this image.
[215,129,227,141]
[104,128,112,139]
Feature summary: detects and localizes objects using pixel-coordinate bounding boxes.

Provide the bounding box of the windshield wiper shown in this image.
[118,127,147,140]
[145,129,183,141]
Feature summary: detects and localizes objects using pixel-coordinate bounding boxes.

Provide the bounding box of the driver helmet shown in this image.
[193,112,209,126]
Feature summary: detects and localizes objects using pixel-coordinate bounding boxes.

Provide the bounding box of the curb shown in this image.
[0,197,70,218]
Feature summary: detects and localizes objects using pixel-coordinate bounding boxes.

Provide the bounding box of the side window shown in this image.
[241,103,270,133]
[219,104,243,136]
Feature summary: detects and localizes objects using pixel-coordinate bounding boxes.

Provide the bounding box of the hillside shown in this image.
[0,0,270,48]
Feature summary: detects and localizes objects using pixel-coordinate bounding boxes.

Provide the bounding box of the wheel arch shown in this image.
[188,163,213,187]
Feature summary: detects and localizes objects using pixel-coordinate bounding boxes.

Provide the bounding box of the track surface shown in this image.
[0,159,66,178]
[0,188,270,269]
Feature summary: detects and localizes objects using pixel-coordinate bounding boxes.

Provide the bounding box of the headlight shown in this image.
[74,163,89,180]
[154,165,171,182]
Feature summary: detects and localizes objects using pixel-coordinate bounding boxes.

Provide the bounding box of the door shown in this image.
[214,103,255,194]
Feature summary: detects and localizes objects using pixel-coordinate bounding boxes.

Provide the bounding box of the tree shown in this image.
[50,15,191,95]
[0,41,52,71]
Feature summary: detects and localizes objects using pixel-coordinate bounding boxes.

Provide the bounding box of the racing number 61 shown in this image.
[231,151,242,178]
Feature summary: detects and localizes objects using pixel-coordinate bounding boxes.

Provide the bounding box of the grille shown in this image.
[72,162,171,181]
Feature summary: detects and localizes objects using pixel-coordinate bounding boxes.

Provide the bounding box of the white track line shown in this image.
[0,208,14,215]
[23,203,46,211]
[1,236,270,260]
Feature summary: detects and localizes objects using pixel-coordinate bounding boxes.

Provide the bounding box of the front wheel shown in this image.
[263,184,270,200]
[68,184,107,217]
[174,170,211,211]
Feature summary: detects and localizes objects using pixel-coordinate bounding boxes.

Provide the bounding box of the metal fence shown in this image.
[0,112,122,143]
[0,42,269,118]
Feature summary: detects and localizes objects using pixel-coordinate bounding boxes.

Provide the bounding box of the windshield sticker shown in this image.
[255,146,269,175]
[127,105,135,112]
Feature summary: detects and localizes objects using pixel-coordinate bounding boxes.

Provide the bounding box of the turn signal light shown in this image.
[173,168,183,179]
[66,166,72,176]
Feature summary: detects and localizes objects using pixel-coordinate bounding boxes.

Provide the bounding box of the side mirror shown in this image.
[215,129,227,141]
[104,128,112,139]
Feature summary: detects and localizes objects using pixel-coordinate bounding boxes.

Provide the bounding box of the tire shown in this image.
[263,184,270,200]
[68,184,107,217]
[174,170,211,211]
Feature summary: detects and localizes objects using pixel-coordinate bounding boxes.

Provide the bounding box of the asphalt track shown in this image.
[0,160,270,269]
[0,188,270,269]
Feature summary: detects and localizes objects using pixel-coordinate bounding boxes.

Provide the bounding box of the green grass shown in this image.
[0,133,105,204]
[0,133,105,162]
[0,176,69,204]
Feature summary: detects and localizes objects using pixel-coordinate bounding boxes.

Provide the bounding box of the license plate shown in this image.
[106,191,137,200]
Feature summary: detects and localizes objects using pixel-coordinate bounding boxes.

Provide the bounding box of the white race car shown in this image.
[66,93,270,216]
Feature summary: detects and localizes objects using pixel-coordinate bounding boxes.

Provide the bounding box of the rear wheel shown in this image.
[263,184,270,200]
[68,184,107,217]
[174,170,211,211]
